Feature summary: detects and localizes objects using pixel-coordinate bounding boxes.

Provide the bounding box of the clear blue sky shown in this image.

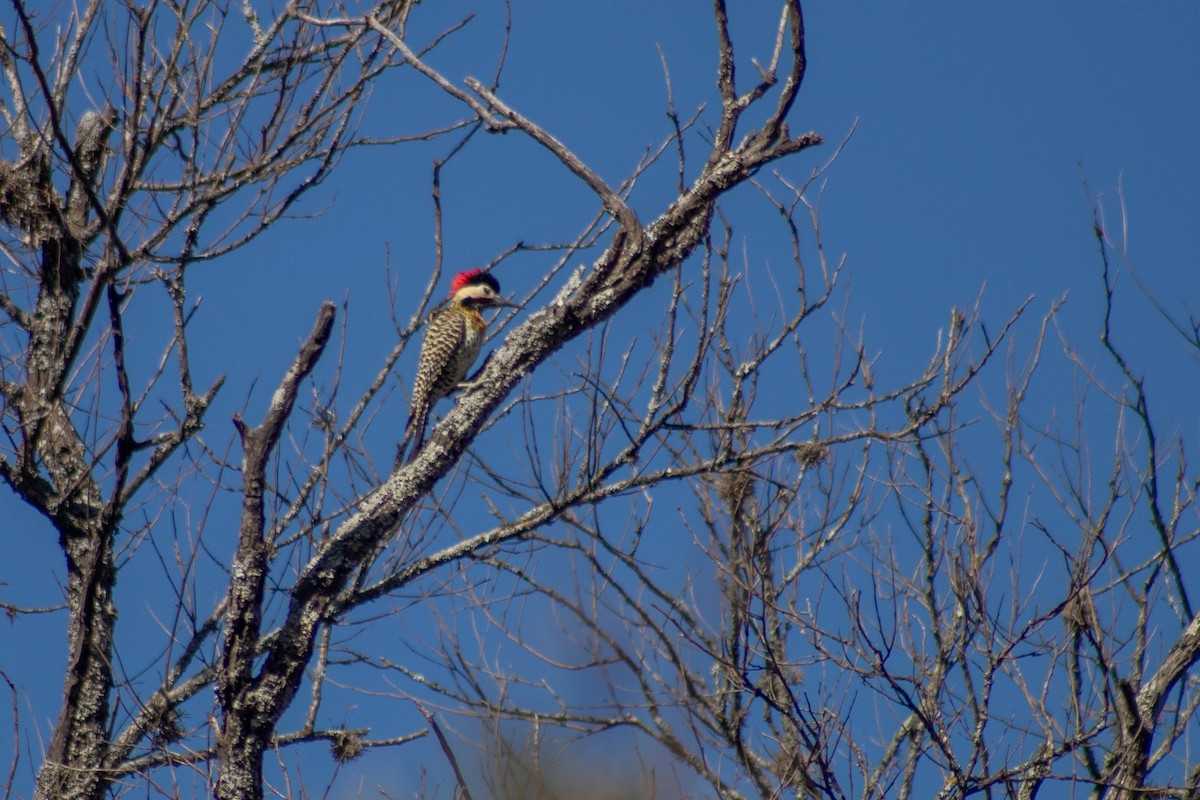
[2,2,1198,797]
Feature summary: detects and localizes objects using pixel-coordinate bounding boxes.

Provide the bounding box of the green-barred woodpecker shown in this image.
[399,269,514,464]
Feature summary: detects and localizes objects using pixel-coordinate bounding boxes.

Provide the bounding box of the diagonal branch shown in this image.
[464,77,642,236]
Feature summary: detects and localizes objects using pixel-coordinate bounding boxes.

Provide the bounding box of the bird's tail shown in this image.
[395,409,427,468]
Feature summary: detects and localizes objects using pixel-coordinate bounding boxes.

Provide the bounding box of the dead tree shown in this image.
[9,2,1190,799]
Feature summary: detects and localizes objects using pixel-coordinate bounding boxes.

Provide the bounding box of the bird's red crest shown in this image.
[449,269,500,296]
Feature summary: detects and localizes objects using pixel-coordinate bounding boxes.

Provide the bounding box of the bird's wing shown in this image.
[405,305,467,433]
[416,305,468,398]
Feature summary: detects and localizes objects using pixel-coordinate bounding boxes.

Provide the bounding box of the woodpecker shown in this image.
[399,269,515,464]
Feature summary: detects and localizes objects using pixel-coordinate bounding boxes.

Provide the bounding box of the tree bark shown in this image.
[215,303,337,800]
[23,230,117,800]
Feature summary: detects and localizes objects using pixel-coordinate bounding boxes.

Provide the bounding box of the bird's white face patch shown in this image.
[455,283,500,304]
